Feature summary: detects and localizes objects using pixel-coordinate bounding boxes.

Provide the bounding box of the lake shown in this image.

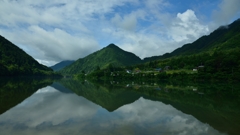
[0,78,239,135]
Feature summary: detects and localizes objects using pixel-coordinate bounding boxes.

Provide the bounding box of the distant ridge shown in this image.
[50,60,75,71]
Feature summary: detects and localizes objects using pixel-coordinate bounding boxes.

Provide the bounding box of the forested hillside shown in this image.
[144,19,240,62]
[59,44,142,75]
[86,19,240,81]
[0,35,55,76]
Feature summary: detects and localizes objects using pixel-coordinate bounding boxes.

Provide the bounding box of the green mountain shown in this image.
[143,19,240,62]
[50,60,75,71]
[59,43,142,75]
[60,19,240,76]
[85,19,240,81]
[0,35,54,76]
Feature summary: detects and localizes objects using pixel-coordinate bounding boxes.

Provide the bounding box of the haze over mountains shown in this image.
[50,60,75,71]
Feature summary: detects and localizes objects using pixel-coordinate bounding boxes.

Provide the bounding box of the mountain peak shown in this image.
[106,43,119,49]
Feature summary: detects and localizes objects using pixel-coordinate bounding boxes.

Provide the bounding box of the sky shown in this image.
[0,0,240,66]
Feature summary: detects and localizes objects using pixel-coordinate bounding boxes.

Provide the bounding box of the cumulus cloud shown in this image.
[0,0,239,66]
[169,9,209,42]
[0,0,138,66]
[105,9,209,59]
[0,26,99,64]
[118,32,168,59]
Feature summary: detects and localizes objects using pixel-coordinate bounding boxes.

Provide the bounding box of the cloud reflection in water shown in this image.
[0,86,226,135]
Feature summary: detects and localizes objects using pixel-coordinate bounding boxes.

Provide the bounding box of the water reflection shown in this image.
[0,83,226,135]
[58,79,240,135]
[0,86,100,135]
[0,77,53,114]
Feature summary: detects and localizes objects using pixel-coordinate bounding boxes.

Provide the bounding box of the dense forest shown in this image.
[85,48,240,81]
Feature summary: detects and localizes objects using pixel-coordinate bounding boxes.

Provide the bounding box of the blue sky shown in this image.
[0,0,240,66]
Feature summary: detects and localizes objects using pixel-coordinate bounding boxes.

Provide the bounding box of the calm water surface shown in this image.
[0,79,239,135]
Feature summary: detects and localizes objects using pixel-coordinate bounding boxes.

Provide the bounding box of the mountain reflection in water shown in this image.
[0,84,226,135]
[0,79,239,135]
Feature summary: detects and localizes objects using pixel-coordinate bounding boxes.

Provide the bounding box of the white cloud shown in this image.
[0,0,239,66]
[104,9,209,59]
[0,0,139,66]
[177,9,198,22]
[0,25,99,64]
[118,32,168,59]
[212,0,240,25]
[169,9,209,42]
[111,10,146,32]
[111,13,137,31]
[144,0,170,14]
